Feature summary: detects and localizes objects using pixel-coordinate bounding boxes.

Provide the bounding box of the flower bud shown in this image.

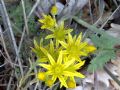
[37,72,46,81]
[51,5,58,15]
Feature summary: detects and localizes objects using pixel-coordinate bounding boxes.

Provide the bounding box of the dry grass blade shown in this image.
[0,26,13,67]
[21,0,29,35]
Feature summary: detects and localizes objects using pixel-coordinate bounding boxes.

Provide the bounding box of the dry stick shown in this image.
[27,0,40,19]
[104,65,120,86]
[18,0,40,54]
[16,0,41,89]
[88,0,94,24]
[0,51,27,68]
[21,0,29,35]
[100,5,120,29]
[94,72,98,90]
[0,26,19,90]
[7,71,14,90]
[0,26,13,67]
[0,0,24,76]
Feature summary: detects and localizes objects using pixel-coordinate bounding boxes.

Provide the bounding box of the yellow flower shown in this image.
[37,72,46,81]
[46,22,72,45]
[39,52,85,88]
[38,14,56,29]
[32,39,48,63]
[45,79,53,87]
[40,40,62,60]
[59,33,96,61]
[50,5,58,15]
[67,80,76,88]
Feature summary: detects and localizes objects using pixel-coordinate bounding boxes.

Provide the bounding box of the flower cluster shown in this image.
[32,5,96,88]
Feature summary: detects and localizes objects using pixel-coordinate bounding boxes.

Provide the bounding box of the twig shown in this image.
[18,0,41,54]
[100,5,120,29]
[21,0,29,35]
[0,25,13,67]
[27,0,41,19]
[104,65,120,86]
[0,51,28,68]
[0,0,24,76]
[94,72,98,90]
[88,0,94,23]
[0,62,7,67]
[7,71,14,90]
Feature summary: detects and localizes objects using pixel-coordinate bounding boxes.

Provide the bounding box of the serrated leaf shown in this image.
[88,50,116,72]
[73,17,120,72]
[90,34,118,49]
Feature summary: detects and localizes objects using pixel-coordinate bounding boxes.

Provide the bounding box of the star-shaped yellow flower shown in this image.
[39,52,85,88]
[45,22,72,46]
[59,33,96,61]
[38,14,56,29]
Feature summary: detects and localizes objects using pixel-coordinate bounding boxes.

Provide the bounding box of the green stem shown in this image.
[73,16,105,34]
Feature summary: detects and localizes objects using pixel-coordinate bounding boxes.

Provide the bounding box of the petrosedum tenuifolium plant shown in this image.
[32,5,96,88]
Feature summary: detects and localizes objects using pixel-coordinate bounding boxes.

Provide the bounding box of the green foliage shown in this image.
[88,50,116,72]
[90,34,118,49]
[73,16,120,72]
[8,0,36,34]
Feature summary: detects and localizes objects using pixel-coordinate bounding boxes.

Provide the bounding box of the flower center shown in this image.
[54,30,65,40]
[53,64,63,75]
[68,44,79,55]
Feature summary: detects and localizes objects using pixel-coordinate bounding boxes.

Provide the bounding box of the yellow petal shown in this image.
[68,33,73,44]
[61,50,68,54]
[63,71,85,78]
[59,41,67,48]
[74,61,85,69]
[46,71,53,75]
[58,76,68,88]
[86,45,97,53]
[79,42,88,49]
[41,25,46,29]
[38,19,44,23]
[63,71,77,76]
[34,39,39,49]
[75,33,82,45]
[45,34,55,39]
[52,76,57,83]
[50,40,54,53]
[70,76,75,83]
[57,52,62,64]
[64,59,75,69]
[74,72,85,78]
[39,64,51,70]
[40,47,48,56]
[47,53,55,65]
[37,58,48,63]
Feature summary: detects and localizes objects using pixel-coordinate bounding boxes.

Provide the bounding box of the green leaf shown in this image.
[73,17,120,72]
[88,50,116,72]
[90,34,118,49]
